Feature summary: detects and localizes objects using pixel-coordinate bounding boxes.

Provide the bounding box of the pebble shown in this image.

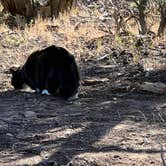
[23,111,36,118]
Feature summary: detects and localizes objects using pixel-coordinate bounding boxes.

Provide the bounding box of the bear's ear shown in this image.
[9,65,20,74]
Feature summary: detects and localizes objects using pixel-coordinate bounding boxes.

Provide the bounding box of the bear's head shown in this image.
[10,66,24,89]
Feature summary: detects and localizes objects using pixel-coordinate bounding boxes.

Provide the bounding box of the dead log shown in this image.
[136,82,166,94]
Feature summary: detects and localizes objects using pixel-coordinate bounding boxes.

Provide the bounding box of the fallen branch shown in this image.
[82,78,109,86]
[160,143,166,166]
[135,82,166,94]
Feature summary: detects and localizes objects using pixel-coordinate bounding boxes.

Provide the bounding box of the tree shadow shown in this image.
[0,89,121,165]
[1,66,166,165]
[34,66,166,165]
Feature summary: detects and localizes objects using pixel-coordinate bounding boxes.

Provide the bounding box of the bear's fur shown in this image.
[10,45,80,99]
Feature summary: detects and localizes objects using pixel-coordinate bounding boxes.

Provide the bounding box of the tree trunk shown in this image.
[50,0,75,17]
[0,0,35,17]
[157,2,166,36]
[138,12,147,34]
[137,0,148,34]
[50,0,59,17]
[0,0,76,18]
[158,17,166,36]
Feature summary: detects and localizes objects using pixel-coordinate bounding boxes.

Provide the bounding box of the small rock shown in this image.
[150,161,155,164]
[113,155,121,159]
[23,111,36,118]
[99,7,105,13]
[6,133,14,137]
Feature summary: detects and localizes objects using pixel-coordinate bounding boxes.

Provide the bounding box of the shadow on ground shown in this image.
[0,82,166,166]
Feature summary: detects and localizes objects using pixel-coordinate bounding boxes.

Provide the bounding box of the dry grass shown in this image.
[0,6,107,68]
[0,5,165,67]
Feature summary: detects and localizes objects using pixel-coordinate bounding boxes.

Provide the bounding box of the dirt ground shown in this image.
[0,1,166,164]
[0,47,166,166]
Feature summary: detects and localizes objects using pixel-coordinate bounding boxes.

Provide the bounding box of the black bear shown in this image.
[10,45,80,100]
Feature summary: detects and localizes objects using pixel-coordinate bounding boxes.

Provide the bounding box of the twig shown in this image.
[97,54,110,61]
[158,112,165,123]
[160,143,166,166]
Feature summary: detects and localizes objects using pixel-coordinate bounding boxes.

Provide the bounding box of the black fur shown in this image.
[10,45,80,99]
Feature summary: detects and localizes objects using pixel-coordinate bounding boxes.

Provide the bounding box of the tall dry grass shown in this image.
[0,4,165,66]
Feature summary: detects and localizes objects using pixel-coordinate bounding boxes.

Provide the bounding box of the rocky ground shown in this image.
[0,1,166,166]
[0,44,166,165]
